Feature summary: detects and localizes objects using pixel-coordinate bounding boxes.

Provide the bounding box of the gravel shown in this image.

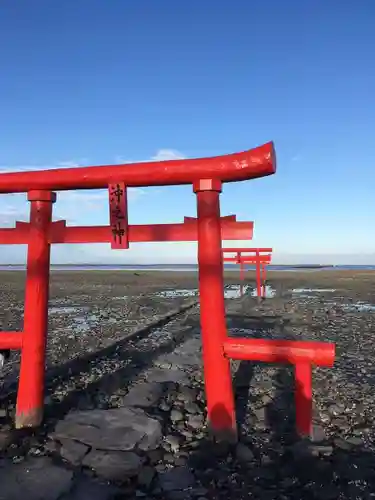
[0,269,374,499]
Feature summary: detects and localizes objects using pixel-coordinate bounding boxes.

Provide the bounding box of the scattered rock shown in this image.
[158,465,196,492]
[184,402,200,414]
[0,429,13,451]
[186,414,204,429]
[311,424,327,443]
[170,409,184,423]
[121,382,165,408]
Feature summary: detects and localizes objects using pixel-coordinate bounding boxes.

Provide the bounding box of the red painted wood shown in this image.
[295,362,313,436]
[0,332,23,349]
[223,338,335,366]
[108,182,129,249]
[16,193,54,428]
[196,188,236,439]
[223,248,273,299]
[0,220,254,245]
[0,142,276,193]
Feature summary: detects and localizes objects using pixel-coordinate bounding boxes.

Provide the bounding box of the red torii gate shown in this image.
[0,142,335,439]
[0,143,270,433]
[223,247,272,298]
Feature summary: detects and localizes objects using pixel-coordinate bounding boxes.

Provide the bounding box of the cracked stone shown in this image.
[121,382,165,408]
[52,407,162,452]
[60,439,90,466]
[82,450,144,481]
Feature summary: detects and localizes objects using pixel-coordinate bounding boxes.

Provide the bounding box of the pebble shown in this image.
[186,414,204,429]
[184,402,200,414]
[170,409,184,423]
[165,435,182,453]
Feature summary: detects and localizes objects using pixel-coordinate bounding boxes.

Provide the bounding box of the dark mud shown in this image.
[0,269,374,499]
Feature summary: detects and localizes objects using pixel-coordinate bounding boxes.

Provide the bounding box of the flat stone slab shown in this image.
[52,406,162,453]
[156,352,201,369]
[82,449,144,481]
[143,367,190,384]
[0,457,73,500]
[174,337,201,356]
[121,381,165,408]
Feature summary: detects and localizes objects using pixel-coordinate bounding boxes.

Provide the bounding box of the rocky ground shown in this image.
[0,269,375,499]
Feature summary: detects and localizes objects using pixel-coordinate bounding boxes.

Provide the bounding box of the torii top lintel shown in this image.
[0,142,276,194]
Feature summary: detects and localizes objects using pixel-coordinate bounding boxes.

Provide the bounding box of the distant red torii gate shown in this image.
[223,247,272,298]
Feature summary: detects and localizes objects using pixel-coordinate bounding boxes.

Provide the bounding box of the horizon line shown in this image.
[0,262,370,268]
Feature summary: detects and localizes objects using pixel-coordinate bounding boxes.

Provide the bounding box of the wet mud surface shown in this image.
[0,269,374,499]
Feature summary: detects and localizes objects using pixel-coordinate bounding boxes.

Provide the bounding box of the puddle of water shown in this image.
[229,327,257,337]
[224,287,241,299]
[49,306,89,315]
[224,284,247,299]
[112,296,129,300]
[291,288,336,294]
[72,315,99,332]
[73,318,91,332]
[250,285,276,298]
[342,302,375,313]
[155,289,198,298]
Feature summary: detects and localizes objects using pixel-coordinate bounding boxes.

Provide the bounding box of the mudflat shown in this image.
[0,269,374,499]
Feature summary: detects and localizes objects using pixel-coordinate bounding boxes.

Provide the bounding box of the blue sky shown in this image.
[0,0,374,264]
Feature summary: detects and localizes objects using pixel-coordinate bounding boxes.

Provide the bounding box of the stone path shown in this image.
[0,306,207,500]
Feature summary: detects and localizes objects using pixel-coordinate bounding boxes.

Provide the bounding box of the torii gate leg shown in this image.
[255,255,262,302]
[15,191,55,428]
[261,263,267,298]
[239,261,245,296]
[194,179,236,441]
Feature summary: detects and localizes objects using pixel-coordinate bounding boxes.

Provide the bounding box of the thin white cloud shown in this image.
[151,149,186,161]
[291,154,302,163]
[0,159,89,174]
[0,149,180,233]
[114,149,186,164]
[0,149,189,263]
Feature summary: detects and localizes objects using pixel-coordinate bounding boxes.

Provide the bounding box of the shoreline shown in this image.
[0,266,374,274]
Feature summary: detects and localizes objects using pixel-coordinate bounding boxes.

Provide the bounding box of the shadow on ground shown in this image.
[185,309,375,499]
